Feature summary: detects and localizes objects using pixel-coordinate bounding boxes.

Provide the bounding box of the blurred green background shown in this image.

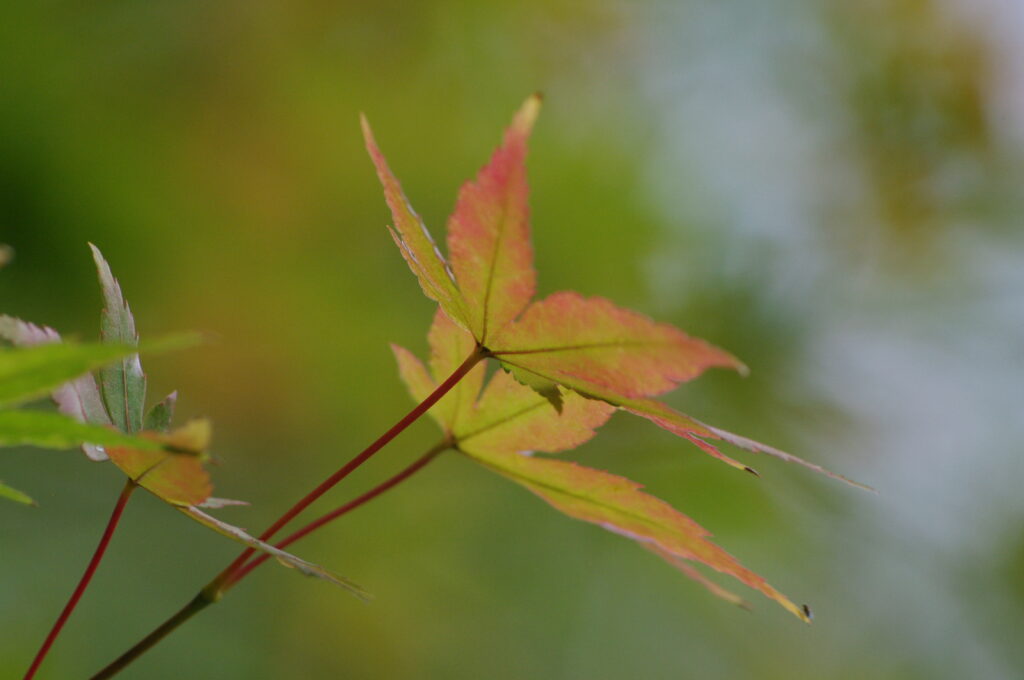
[3,0,1023,678]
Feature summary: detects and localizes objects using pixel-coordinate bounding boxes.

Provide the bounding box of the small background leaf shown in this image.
[143,391,178,433]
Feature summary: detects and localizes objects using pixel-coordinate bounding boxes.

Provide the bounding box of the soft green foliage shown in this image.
[3,3,1015,677]
[0,410,163,451]
[0,342,155,410]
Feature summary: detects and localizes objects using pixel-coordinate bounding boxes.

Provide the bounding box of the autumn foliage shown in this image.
[2,94,869,677]
[364,94,869,621]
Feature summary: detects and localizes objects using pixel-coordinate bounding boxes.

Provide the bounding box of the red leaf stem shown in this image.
[24,480,136,680]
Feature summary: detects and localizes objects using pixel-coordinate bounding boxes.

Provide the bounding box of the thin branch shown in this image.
[24,480,137,680]
[226,441,448,587]
[88,444,447,679]
[89,347,484,679]
[89,591,215,680]
[211,346,483,591]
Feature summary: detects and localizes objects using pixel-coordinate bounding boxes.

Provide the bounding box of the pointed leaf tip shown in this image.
[512,93,542,135]
[704,424,875,493]
[463,448,807,620]
[144,390,178,433]
[363,114,468,329]
[446,96,540,342]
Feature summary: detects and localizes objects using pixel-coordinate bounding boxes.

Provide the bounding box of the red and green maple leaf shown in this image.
[364,94,874,621]
[363,94,867,489]
[393,311,809,620]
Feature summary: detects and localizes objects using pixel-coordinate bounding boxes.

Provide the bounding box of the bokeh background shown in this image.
[2,1,1023,678]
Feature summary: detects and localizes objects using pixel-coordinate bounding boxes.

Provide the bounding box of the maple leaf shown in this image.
[0,248,363,594]
[80,246,366,594]
[364,95,865,489]
[392,312,809,620]
[79,246,216,506]
[105,418,213,506]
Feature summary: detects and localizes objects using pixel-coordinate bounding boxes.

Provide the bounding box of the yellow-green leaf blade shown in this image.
[447,94,541,342]
[490,292,745,402]
[455,368,613,456]
[391,310,487,434]
[361,116,468,327]
[463,447,809,622]
[426,310,485,431]
[391,343,445,432]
